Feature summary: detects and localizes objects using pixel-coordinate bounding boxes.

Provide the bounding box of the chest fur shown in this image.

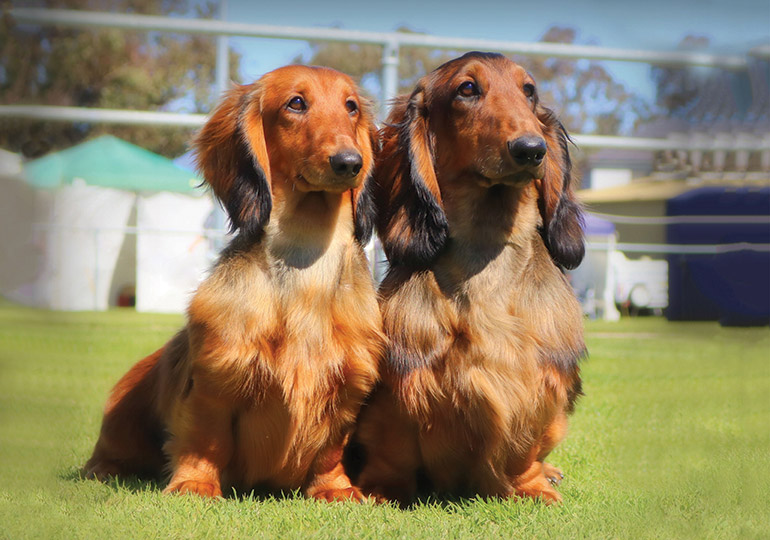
[189,241,380,404]
[382,238,582,412]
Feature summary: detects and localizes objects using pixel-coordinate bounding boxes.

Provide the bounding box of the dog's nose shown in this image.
[329,151,363,178]
[508,136,547,166]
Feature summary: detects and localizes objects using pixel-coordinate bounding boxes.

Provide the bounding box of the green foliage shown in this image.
[0,0,241,157]
[651,35,712,115]
[0,302,768,539]
[515,27,650,135]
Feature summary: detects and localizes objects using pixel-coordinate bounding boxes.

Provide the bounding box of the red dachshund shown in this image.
[83,65,384,502]
[353,52,586,504]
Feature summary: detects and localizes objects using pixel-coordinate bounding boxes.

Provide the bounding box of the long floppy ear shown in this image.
[194,84,272,238]
[537,109,585,270]
[352,123,379,245]
[376,89,448,267]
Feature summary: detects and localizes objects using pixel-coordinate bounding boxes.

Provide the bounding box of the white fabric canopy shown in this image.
[135,191,214,313]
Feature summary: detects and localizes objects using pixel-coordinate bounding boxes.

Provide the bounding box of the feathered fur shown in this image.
[83,65,384,502]
[353,52,586,504]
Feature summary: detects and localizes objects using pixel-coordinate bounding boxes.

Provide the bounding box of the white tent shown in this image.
[135,191,214,313]
[0,136,217,313]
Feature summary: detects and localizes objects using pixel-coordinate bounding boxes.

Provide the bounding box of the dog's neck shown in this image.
[422,179,538,289]
[265,188,354,269]
[442,179,539,254]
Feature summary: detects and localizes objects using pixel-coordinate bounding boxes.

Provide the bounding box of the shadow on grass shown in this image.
[60,467,162,494]
[60,466,309,502]
[60,465,529,512]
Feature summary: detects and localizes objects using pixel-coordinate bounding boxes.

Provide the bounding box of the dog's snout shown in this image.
[329,151,363,179]
[508,136,547,166]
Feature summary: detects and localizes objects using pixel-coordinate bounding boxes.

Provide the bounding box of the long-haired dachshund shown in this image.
[83,65,384,502]
[352,52,586,505]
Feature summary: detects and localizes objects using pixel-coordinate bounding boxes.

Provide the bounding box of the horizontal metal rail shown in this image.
[573,134,769,152]
[0,105,206,127]
[32,223,770,255]
[589,212,770,225]
[3,105,770,152]
[9,7,751,69]
[586,241,770,254]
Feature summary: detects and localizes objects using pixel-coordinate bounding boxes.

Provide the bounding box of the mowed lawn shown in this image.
[0,300,768,539]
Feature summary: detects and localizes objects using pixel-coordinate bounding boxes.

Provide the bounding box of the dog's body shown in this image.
[353,52,586,504]
[84,65,384,501]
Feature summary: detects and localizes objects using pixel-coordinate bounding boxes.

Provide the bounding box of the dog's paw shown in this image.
[82,460,120,481]
[515,484,563,505]
[542,462,565,486]
[357,479,416,507]
[310,486,366,503]
[163,480,222,498]
[514,466,563,505]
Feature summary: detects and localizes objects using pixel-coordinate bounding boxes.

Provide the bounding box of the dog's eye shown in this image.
[457,81,479,98]
[523,83,536,101]
[345,100,358,115]
[287,96,306,112]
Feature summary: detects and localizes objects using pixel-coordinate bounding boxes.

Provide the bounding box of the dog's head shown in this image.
[376,52,584,269]
[195,65,377,244]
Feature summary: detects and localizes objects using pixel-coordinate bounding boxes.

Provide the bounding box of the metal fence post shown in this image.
[93,228,100,310]
[603,234,621,321]
[380,40,400,121]
[215,0,229,97]
[367,40,401,281]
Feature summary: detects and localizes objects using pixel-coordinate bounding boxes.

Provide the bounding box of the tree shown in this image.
[647,34,765,132]
[515,27,650,136]
[295,26,651,136]
[0,0,241,158]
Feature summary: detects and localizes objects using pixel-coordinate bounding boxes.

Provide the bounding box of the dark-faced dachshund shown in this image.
[353,52,586,505]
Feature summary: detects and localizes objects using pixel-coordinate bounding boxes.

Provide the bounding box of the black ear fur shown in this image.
[390,171,448,267]
[539,120,585,270]
[224,132,272,238]
[353,173,377,245]
[383,92,449,268]
[195,86,273,239]
[543,195,585,271]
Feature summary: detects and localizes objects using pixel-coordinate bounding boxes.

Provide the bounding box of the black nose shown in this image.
[329,151,363,178]
[508,136,546,166]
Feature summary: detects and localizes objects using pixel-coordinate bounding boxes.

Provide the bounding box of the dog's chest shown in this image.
[231,248,378,488]
[442,245,527,345]
[389,248,542,415]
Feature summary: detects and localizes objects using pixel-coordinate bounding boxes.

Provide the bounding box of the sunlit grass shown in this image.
[0,301,768,539]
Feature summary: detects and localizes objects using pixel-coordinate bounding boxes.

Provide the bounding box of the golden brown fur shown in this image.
[352,52,586,504]
[83,65,384,501]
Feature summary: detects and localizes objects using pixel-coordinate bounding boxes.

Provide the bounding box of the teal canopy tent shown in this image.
[3,136,214,313]
[24,135,201,193]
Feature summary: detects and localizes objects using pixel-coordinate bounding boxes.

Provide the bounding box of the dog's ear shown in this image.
[194,84,272,238]
[352,108,378,245]
[376,88,448,267]
[536,109,585,270]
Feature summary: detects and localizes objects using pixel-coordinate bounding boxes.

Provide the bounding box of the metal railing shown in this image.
[4,6,769,154]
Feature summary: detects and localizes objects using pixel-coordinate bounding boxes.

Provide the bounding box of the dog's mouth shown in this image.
[473,155,544,187]
[475,169,539,188]
[294,173,359,193]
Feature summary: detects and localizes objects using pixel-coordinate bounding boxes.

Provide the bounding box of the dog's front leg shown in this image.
[303,435,364,503]
[163,385,234,498]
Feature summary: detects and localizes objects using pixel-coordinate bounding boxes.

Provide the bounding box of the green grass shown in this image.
[0,301,768,539]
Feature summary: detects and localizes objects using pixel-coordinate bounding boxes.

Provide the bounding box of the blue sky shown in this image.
[219,0,769,104]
